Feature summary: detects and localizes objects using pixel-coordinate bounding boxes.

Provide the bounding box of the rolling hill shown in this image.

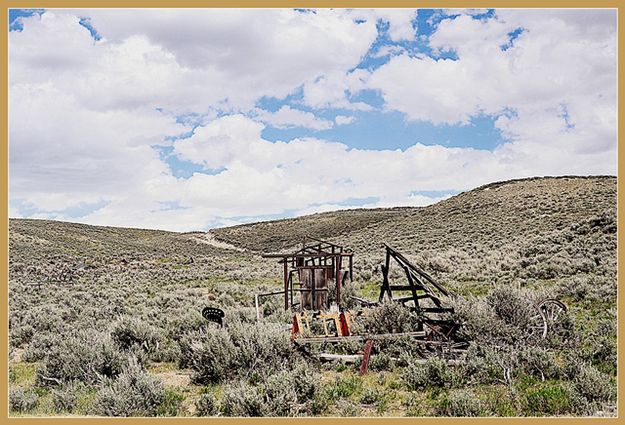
[7,175,617,417]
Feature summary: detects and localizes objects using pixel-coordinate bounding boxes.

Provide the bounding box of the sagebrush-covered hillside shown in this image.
[8,175,617,417]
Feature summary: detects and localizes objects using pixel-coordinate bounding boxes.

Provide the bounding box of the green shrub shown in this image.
[517,347,560,381]
[359,387,383,405]
[195,392,218,416]
[181,326,237,384]
[156,388,184,416]
[9,388,39,413]
[571,363,615,407]
[329,374,362,398]
[522,382,571,416]
[262,371,298,416]
[451,297,517,344]
[458,344,503,385]
[227,320,294,381]
[403,357,456,390]
[369,352,393,372]
[37,331,126,385]
[335,399,361,416]
[91,357,165,416]
[257,365,322,416]
[438,389,482,417]
[22,333,61,362]
[357,301,421,335]
[52,381,83,413]
[10,324,35,347]
[221,382,265,417]
[111,316,160,352]
[486,286,535,331]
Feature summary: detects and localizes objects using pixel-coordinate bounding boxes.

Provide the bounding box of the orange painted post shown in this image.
[338,312,350,336]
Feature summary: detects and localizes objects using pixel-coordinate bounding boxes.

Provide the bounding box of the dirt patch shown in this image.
[191,232,247,252]
[152,369,192,388]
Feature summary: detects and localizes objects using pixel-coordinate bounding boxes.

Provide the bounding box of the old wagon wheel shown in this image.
[528,299,568,339]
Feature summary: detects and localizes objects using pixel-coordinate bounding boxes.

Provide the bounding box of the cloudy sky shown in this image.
[8,8,617,231]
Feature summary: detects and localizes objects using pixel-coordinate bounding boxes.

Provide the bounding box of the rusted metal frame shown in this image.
[423,318,458,327]
[384,245,445,309]
[394,295,420,304]
[304,235,344,250]
[388,285,419,291]
[297,246,332,256]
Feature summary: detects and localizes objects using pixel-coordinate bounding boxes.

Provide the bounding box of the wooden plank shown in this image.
[320,354,462,366]
[293,330,427,344]
[389,285,423,291]
[420,307,455,313]
[349,296,378,306]
[385,244,451,296]
[319,353,362,363]
[264,253,350,259]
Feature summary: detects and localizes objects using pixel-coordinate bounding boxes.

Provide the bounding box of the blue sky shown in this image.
[8,9,617,231]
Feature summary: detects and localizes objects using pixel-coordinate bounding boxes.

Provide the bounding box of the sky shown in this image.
[8,8,617,231]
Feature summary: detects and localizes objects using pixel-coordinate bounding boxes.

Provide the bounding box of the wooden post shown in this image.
[289,271,294,309]
[284,259,289,310]
[335,254,341,308]
[359,340,374,375]
[311,268,316,310]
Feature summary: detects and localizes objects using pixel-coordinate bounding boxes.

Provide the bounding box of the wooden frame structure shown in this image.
[378,244,456,334]
[262,236,354,311]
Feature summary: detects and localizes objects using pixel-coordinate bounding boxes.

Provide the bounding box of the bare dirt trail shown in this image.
[191,231,247,252]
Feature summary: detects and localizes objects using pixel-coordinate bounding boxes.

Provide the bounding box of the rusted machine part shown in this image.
[359,339,374,375]
[202,307,225,326]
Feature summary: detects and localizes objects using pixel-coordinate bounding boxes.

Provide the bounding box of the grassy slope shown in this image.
[212,176,616,294]
[212,176,616,254]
